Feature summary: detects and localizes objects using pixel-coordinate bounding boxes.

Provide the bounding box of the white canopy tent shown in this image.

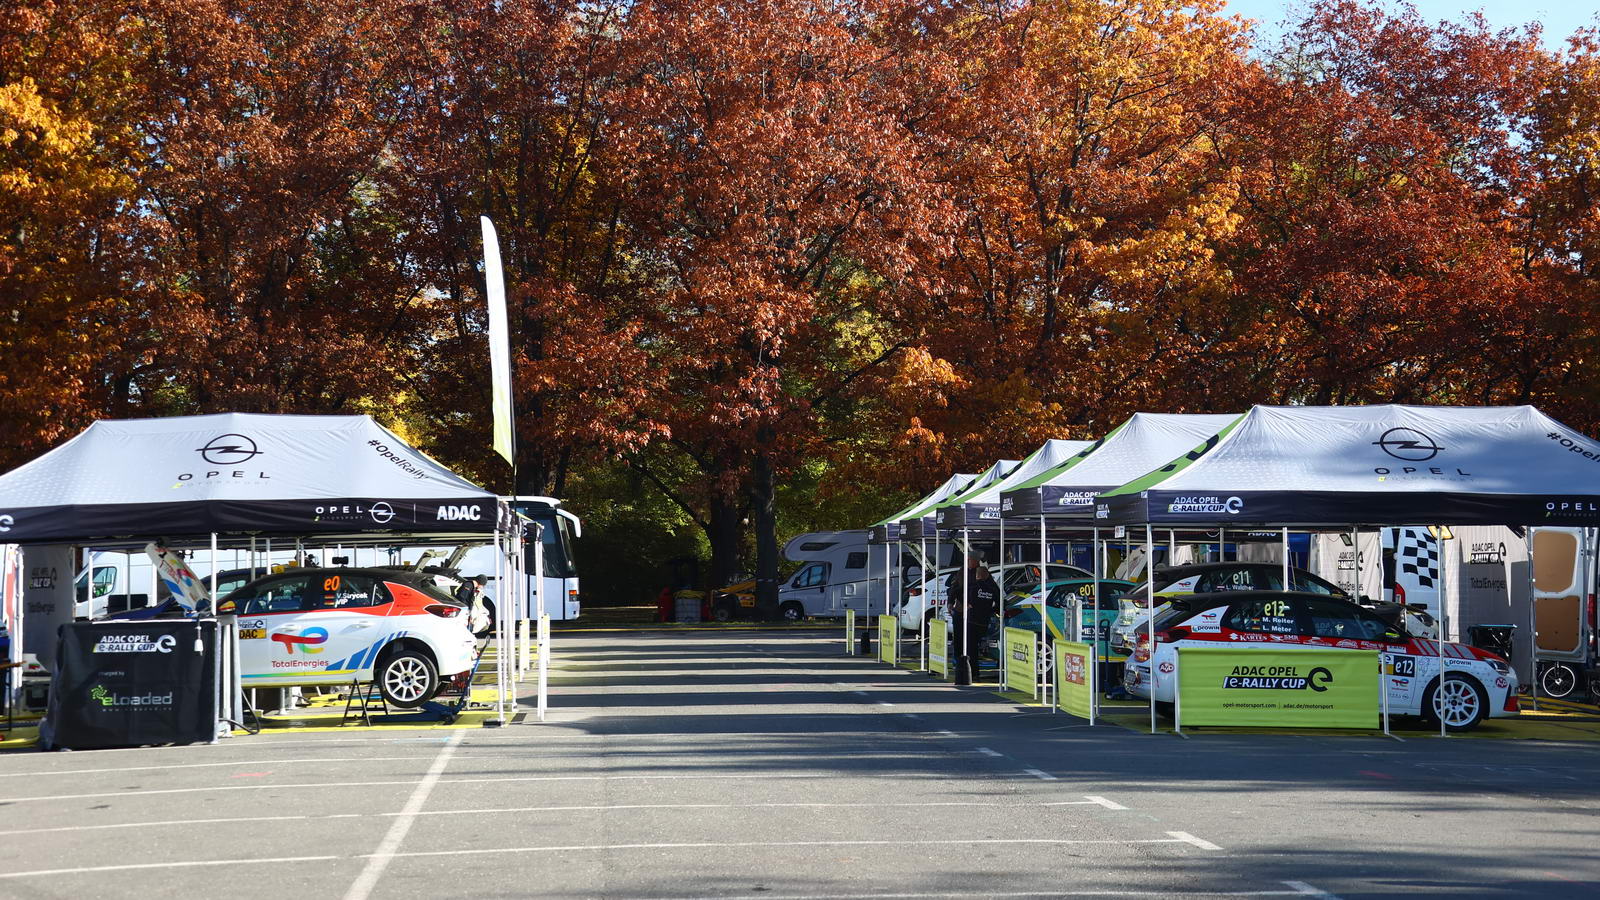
[0,413,540,732]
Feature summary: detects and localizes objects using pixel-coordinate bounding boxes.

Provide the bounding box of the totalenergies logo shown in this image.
[271,627,329,654]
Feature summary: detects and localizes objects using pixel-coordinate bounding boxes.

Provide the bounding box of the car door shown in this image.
[785,563,829,616]
[230,573,387,686]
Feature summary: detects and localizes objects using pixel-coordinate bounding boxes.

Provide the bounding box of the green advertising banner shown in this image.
[1053,640,1095,720]
[1003,627,1037,697]
[928,618,948,677]
[1176,647,1380,729]
[878,615,897,666]
[844,610,856,655]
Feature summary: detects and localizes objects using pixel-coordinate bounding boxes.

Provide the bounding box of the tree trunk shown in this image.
[751,436,780,621]
[707,493,743,592]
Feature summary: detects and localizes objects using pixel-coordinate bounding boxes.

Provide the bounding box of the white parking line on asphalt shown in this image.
[0,769,1027,805]
[362,836,1229,858]
[1167,831,1224,851]
[0,796,1139,837]
[975,747,1003,757]
[1082,795,1129,810]
[342,729,463,900]
[0,756,476,779]
[0,798,1135,837]
[0,855,341,881]
[1022,768,1057,781]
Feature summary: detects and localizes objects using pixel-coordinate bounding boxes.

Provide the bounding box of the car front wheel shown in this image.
[1424,673,1488,732]
[779,602,805,622]
[378,649,439,709]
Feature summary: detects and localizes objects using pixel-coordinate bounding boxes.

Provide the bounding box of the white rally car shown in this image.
[1123,591,1518,731]
[219,567,478,708]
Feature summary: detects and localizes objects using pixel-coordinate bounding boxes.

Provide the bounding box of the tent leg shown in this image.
[1282,528,1290,589]
[1146,524,1157,735]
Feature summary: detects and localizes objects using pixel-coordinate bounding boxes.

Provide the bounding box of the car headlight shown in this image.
[1486,659,1511,676]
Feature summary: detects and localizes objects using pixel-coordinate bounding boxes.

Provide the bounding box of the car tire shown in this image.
[712,600,736,623]
[1540,662,1579,698]
[377,649,439,709]
[779,601,805,622]
[1423,673,1488,732]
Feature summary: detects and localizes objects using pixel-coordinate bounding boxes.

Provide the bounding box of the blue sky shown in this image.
[1220,1,1598,46]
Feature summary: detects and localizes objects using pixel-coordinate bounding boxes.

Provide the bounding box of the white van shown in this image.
[777,531,921,620]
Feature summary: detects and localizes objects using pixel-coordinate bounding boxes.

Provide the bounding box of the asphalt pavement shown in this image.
[1,627,1597,899]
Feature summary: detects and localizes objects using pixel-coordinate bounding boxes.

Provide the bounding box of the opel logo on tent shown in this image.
[1373,427,1442,462]
[370,501,395,524]
[197,433,263,466]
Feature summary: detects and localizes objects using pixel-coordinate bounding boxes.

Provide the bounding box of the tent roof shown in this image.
[867,473,974,542]
[1000,413,1240,518]
[893,459,1018,540]
[0,413,508,544]
[935,440,1093,529]
[870,473,972,528]
[1098,404,1600,527]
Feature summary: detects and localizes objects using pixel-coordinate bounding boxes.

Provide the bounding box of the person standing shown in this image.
[946,554,992,685]
[970,563,1001,679]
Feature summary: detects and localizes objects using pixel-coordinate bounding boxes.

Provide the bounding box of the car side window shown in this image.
[313,574,390,609]
[231,575,317,615]
[1301,598,1374,639]
[1200,567,1259,592]
[1224,596,1303,635]
[792,563,827,589]
[1293,571,1343,596]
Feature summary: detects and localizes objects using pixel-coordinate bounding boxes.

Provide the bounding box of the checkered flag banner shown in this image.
[1396,528,1438,589]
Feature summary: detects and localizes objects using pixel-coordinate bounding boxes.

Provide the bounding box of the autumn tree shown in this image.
[382,0,662,498]
[836,0,1249,492]
[603,0,956,606]
[0,3,142,470]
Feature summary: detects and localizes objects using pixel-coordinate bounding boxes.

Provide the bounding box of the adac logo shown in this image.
[1373,427,1442,462]
[271,626,329,654]
[436,504,482,522]
[197,433,263,466]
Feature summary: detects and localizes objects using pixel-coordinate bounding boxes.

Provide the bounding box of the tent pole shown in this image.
[1040,515,1049,710]
[1145,524,1157,735]
[1439,527,1449,739]
[1526,531,1539,711]
[494,527,508,725]
[533,519,546,720]
[1219,527,1226,563]
[962,526,971,685]
[999,515,1007,685]
[1091,525,1101,722]
[919,534,928,671]
[209,532,218,614]
[1282,528,1290,590]
[932,527,940,672]
[1089,526,1100,648]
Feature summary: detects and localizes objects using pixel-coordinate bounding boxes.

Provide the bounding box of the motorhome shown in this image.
[776,530,928,620]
